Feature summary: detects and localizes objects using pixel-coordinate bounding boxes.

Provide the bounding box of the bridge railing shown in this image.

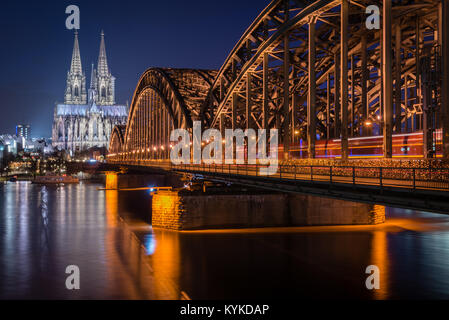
[114,160,449,191]
[170,163,449,192]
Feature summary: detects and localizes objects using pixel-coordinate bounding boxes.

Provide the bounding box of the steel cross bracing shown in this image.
[108,0,449,163]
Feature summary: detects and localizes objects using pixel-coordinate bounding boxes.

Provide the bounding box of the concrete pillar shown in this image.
[105,172,118,190]
[151,190,386,230]
[382,0,393,158]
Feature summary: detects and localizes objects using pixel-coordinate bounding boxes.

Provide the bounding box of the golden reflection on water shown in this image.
[104,189,182,299]
[370,205,389,300]
[103,185,449,300]
[105,190,118,227]
[104,189,159,299]
[150,229,182,299]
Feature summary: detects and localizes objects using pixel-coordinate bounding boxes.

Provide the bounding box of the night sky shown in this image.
[0,0,267,137]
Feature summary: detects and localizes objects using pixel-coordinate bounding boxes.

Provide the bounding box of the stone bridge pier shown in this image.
[151,188,386,231]
[104,171,385,230]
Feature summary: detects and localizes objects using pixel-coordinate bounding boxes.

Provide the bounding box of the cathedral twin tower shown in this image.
[65,31,115,106]
[52,31,128,154]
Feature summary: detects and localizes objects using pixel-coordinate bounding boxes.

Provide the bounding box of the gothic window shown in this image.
[58,122,64,140]
[77,121,80,140]
[101,87,106,98]
[74,86,79,97]
[65,120,70,140]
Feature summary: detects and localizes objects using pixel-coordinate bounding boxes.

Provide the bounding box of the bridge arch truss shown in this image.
[109,68,216,161]
[109,0,449,163]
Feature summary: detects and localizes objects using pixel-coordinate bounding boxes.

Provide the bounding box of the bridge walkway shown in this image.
[108,160,449,213]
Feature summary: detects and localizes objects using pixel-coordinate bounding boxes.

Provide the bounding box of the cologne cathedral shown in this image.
[52,31,128,154]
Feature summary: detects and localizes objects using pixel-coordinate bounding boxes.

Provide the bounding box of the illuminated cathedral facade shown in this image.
[52,31,128,154]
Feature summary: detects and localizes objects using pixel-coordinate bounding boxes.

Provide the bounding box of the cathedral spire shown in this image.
[97,30,109,77]
[90,63,96,90]
[94,30,115,105]
[65,31,87,104]
[70,31,83,75]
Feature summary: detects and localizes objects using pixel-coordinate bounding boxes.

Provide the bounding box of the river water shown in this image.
[1,181,449,299]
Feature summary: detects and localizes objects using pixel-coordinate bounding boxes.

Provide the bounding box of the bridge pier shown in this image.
[151,189,385,231]
[105,172,119,190]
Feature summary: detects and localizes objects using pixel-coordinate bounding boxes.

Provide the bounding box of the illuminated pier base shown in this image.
[152,190,385,230]
[105,172,118,190]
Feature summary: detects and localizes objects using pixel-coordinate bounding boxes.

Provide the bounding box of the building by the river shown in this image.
[16,124,31,140]
[52,31,128,154]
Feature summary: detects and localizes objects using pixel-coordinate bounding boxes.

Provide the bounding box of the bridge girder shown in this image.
[109,125,125,155]
[111,68,216,161]
[199,0,441,159]
[109,0,446,163]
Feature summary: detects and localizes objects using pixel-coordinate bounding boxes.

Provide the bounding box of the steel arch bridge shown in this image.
[108,0,449,164]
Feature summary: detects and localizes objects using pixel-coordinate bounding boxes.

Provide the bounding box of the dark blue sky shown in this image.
[0,0,268,137]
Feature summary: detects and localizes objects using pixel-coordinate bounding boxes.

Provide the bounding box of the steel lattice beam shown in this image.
[108,0,447,163]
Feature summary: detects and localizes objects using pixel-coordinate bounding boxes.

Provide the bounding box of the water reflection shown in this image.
[0,182,160,299]
[134,201,449,299]
[38,186,50,262]
[2,181,449,299]
[151,230,181,299]
[370,231,388,299]
[143,233,156,255]
[105,190,118,227]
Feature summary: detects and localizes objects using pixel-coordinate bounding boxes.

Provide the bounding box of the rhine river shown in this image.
[1,181,449,299]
